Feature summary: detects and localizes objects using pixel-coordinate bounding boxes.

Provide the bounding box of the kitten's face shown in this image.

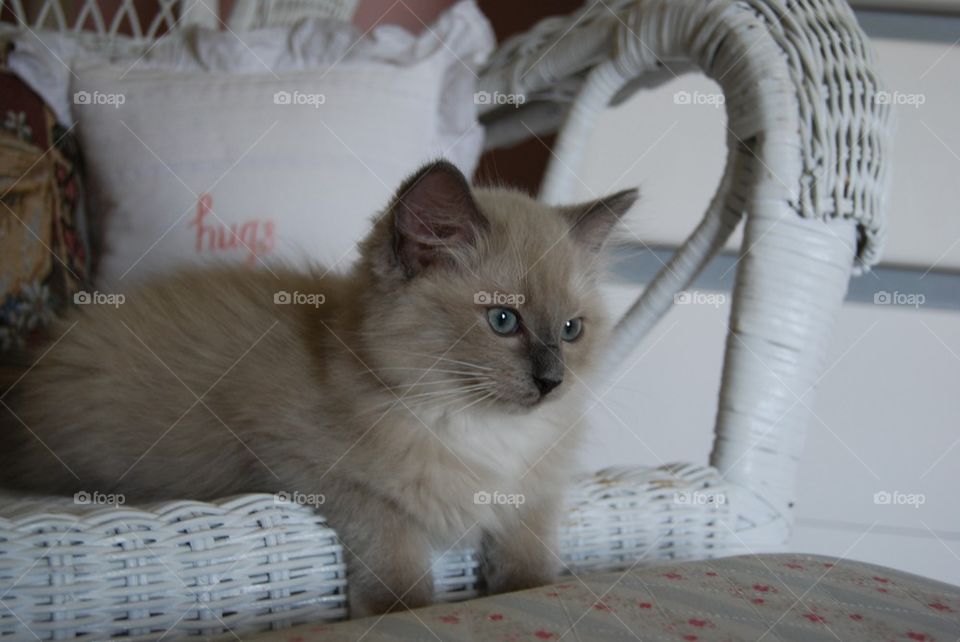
[358,161,637,414]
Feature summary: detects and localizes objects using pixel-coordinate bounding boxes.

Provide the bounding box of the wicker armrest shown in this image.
[478,0,892,559]
[0,493,347,638]
[0,467,727,638]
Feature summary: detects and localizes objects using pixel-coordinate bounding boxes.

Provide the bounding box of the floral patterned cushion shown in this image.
[251,554,960,642]
[0,67,89,352]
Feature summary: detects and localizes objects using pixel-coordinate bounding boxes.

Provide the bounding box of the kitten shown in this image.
[1,160,637,617]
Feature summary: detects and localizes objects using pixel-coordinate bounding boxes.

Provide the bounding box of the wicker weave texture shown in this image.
[0,466,726,639]
[480,0,891,270]
[0,0,357,46]
[0,495,347,640]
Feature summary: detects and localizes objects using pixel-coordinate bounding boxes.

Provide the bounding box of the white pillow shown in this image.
[8,2,493,285]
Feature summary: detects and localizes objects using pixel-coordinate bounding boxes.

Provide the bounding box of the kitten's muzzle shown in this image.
[533,375,562,397]
[530,343,564,399]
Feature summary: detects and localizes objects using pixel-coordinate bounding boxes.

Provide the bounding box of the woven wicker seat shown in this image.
[0,0,892,638]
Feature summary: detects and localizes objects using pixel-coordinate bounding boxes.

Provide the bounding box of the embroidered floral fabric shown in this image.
[255,554,960,642]
[0,69,89,352]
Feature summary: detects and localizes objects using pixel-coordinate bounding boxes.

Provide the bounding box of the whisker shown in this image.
[423,392,482,414]
[373,368,488,377]
[355,393,456,419]
[426,385,493,414]
[386,377,487,389]
[450,390,497,415]
[375,382,492,406]
[370,350,494,371]
[336,375,497,420]
[386,386,491,400]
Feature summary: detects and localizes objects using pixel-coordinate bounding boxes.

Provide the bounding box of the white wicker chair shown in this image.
[0,0,893,638]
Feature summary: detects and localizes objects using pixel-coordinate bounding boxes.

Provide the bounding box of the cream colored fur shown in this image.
[1,161,637,617]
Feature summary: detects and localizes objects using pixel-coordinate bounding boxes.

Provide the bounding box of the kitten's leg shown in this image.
[331,494,435,618]
[482,497,561,594]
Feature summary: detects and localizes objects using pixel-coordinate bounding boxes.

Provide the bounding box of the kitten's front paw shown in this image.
[482,522,561,595]
[485,565,558,595]
[348,565,434,618]
[349,580,433,618]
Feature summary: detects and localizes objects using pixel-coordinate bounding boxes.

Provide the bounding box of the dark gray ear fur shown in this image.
[559,188,639,251]
[388,160,488,277]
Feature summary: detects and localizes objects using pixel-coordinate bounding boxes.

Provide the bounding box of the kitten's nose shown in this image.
[534,375,562,397]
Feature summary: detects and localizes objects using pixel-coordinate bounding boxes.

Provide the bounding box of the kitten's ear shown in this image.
[390,160,488,276]
[560,188,639,251]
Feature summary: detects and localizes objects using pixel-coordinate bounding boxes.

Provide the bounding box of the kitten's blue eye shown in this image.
[487,308,519,335]
[561,318,583,342]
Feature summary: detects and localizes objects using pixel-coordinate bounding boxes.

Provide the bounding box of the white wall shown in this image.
[568,11,960,584]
